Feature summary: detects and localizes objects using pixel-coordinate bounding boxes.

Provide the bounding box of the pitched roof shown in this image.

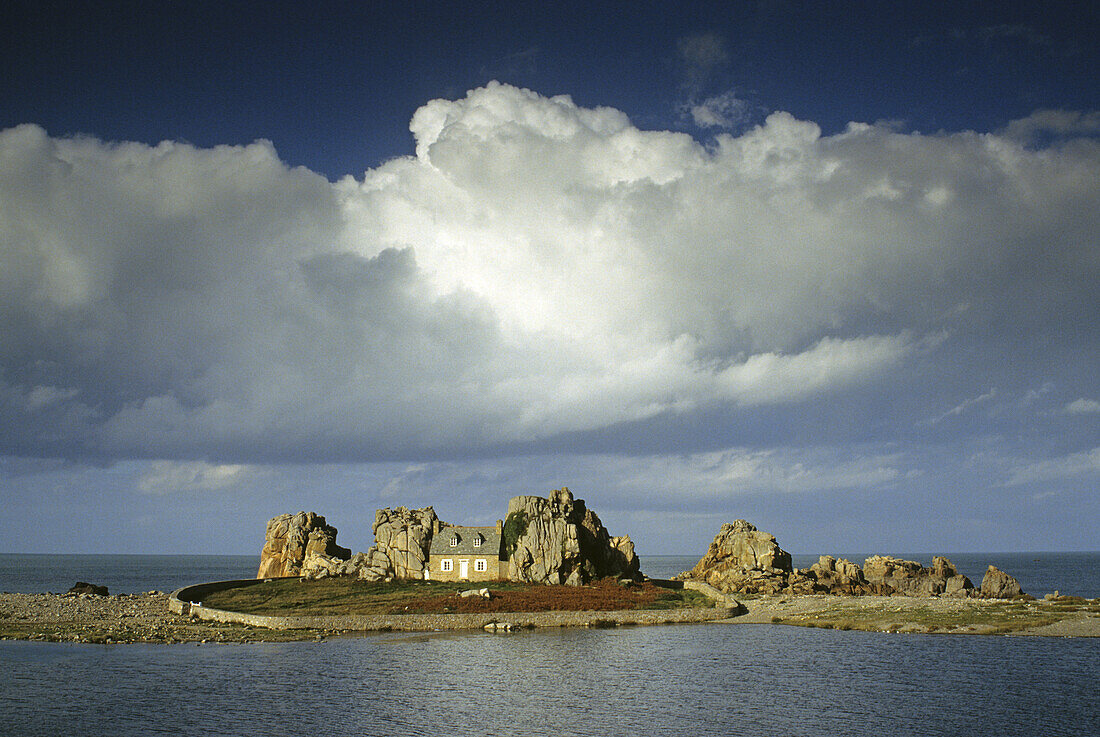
[429,525,503,556]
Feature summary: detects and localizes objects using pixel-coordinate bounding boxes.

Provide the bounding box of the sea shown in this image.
[1,553,1097,737]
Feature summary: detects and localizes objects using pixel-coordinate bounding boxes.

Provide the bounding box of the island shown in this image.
[1,488,1096,643]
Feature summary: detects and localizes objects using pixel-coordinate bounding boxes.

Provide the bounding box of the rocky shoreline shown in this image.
[0,592,336,644]
[2,587,1096,644]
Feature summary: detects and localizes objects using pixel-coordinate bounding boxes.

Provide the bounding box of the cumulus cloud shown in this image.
[1002,109,1100,145]
[1,82,1098,463]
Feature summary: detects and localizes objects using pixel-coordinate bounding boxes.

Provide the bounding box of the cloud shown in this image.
[977,24,1054,50]
[1065,398,1100,415]
[677,33,729,75]
[1,83,1098,463]
[687,91,752,129]
[1003,447,1100,486]
[922,389,997,426]
[1002,110,1100,145]
[137,460,258,494]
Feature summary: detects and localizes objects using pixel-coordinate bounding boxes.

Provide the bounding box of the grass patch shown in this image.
[771,600,1080,634]
[202,577,715,617]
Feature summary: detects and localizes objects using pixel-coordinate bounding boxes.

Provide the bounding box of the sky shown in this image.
[1,1,1097,557]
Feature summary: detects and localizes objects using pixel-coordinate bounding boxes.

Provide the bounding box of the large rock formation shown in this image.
[980,565,1024,598]
[506,488,640,586]
[356,506,442,581]
[686,520,793,594]
[257,512,350,578]
[298,506,445,582]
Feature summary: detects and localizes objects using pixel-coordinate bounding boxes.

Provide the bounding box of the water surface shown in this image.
[2,623,1095,736]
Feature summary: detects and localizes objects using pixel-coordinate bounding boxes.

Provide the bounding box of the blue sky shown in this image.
[1,1,1097,556]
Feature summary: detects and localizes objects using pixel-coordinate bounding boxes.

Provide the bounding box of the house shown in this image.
[426,520,507,582]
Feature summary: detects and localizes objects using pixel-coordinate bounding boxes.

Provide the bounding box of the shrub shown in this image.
[502,510,530,555]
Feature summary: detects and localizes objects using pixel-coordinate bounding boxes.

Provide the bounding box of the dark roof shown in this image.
[429,526,503,556]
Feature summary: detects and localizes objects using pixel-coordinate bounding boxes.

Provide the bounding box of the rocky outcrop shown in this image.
[67,582,109,596]
[787,555,888,596]
[980,565,1024,598]
[683,521,1018,599]
[299,506,445,582]
[685,520,792,594]
[257,512,350,578]
[356,507,442,581]
[862,555,974,598]
[506,488,640,586]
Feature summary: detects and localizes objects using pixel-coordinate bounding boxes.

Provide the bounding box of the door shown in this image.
[459,560,469,579]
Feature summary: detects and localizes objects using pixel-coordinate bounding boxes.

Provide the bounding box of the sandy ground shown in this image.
[2,590,1096,644]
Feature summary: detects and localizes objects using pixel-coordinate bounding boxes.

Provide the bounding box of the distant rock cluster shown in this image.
[682,520,1026,599]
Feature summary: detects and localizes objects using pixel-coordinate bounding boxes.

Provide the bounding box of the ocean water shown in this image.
[0,554,258,595]
[2,552,1098,598]
[1,553,1098,736]
[2,623,1097,736]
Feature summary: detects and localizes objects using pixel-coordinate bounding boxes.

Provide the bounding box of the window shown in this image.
[441,559,453,572]
[475,559,487,572]
[473,535,483,547]
[449,535,459,546]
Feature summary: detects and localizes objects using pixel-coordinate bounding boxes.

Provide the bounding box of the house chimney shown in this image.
[496,519,503,535]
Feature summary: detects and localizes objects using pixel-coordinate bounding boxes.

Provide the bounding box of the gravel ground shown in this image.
[0,592,333,644]
[3,590,1096,644]
[726,593,1100,636]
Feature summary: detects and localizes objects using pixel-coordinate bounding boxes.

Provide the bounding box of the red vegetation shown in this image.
[392,579,670,614]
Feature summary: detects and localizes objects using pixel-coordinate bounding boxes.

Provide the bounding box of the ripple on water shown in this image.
[1,623,1097,736]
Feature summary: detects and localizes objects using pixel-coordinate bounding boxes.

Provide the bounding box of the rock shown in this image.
[460,588,491,599]
[862,555,969,597]
[257,512,351,578]
[506,488,641,586]
[686,520,793,594]
[980,565,1024,598]
[794,555,882,595]
[361,506,442,580]
[944,574,974,598]
[67,582,108,596]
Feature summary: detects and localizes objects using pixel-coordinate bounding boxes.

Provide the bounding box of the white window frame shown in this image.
[449,536,459,547]
[473,537,482,547]
[475,559,487,572]
[441,559,453,572]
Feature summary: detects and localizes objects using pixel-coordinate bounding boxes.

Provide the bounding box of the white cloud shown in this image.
[922,389,997,425]
[612,447,906,497]
[688,91,751,129]
[1002,110,1100,144]
[137,460,258,494]
[1004,447,1100,486]
[23,386,80,412]
[1,83,1098,462]
[1065,398,1100,415]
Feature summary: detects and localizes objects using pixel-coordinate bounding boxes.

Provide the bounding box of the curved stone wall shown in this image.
[168,578,741,631]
